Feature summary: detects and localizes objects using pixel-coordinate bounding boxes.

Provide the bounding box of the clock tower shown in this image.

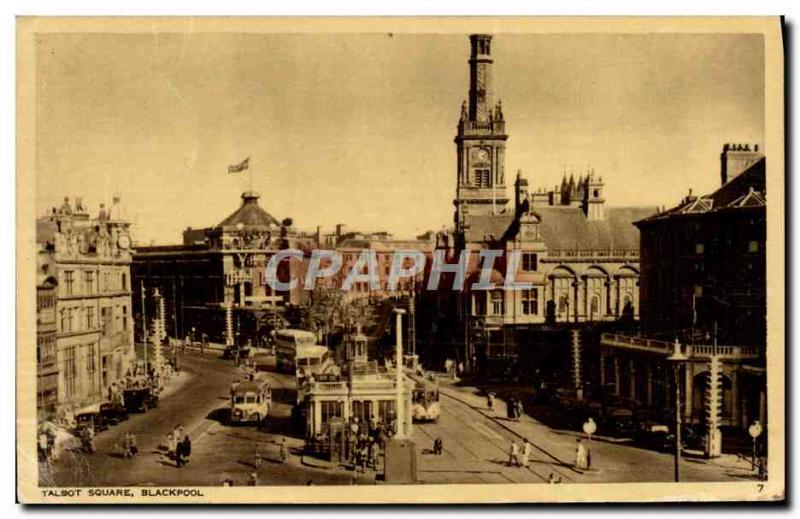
[454,34,509,223]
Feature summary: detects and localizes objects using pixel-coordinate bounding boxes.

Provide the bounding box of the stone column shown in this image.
[582,276,589,321]
[314,400,321,436]
[613,356,621,396]
[629,358,637,401]
[646,364,654,406]
[599,351,607,389]
[683,363,693,423]
[731,369,740,427]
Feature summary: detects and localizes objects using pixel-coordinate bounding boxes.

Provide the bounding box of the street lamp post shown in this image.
[748,421,763,472]
[583,417,597,470]
[666,338,688,483]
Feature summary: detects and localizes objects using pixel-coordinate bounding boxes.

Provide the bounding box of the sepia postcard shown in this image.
[16,16,785,504]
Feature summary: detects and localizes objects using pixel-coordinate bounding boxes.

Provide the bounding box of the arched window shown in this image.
[590,295,600,319]
[558,295,568,315]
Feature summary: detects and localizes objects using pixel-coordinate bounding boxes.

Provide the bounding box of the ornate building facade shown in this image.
[131,191,314,344]
[36,196,135,418]
[429,34,654,372]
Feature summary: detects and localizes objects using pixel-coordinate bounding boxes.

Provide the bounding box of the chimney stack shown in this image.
[720,143,763,186]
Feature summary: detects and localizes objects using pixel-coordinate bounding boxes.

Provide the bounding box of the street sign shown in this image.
[749,421,763,438]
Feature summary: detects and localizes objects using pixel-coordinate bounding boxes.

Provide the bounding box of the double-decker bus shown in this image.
[274,329,318,373]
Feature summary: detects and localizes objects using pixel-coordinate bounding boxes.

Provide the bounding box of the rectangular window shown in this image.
[522,288,538,315]
[121,273,127,291]
[320,400,343,424]
[85,306,95,330]
[64,347,76,398]
[84,271,94,294]
[101,307,112,337]
[122,305,128,331]
[378,400,396,423]
[473,292,486,315]
[64,271,74,296]
[352,400,373,423]
[522,253,538,272]
[60,310,67,332]
[86,345,96,376]
[67,308,75,332]
[491,290,505,315]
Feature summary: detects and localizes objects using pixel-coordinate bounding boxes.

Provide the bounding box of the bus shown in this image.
[412,380,441,423]
[295,344,338,389]
[274,329,318,373]
[229,379,272,425]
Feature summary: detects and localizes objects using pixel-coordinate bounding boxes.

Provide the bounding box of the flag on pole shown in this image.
[228,157,250,174]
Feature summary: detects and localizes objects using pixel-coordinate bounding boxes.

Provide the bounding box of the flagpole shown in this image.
[249,158,253,193]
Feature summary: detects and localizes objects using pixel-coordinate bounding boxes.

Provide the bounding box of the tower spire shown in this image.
[468,34,494,122]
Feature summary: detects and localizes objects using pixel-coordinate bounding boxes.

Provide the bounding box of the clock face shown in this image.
[471,148,490,165]
[117,235,130,249]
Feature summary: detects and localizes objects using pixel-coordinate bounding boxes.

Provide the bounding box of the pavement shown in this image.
[431,374,759,483]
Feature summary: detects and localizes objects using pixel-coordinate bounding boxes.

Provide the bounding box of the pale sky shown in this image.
[35,32,764,244]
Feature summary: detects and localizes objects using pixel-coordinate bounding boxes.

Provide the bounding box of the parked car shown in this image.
[99,402,129,425]
[605,407,636,436]
[75,411,109,435]
[123,387,159,413]
[223,344,251,360]
[635,421,672,452]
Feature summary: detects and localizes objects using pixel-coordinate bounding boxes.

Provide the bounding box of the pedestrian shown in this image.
[122,432,132,459]
[248,472,259,486]
[359,444,368,472]
[201,332,208,354]
[234,348,240,367]
[521,440,532,468]
[574,438,589,470]
[254,445,263,468]
[508,440,520,467]
[548,473,559,484]
[516,399,524,422]
[487,392,495,414]
[279,437,288,464]
[508,397,517,420]
[458,362,464,377]
[129,432,138,457]
[182,435,192,464]
[175,439,185,467]
[367,438,376,469]
[434,437,443,455]
[38,432,48,463]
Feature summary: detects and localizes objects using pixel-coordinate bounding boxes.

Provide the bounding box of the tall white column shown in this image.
[395,309,407,439]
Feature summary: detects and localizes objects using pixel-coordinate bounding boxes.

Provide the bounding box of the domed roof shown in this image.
[217,191,280,228]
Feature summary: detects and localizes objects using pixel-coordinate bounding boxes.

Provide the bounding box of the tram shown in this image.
[412,379,441,423]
